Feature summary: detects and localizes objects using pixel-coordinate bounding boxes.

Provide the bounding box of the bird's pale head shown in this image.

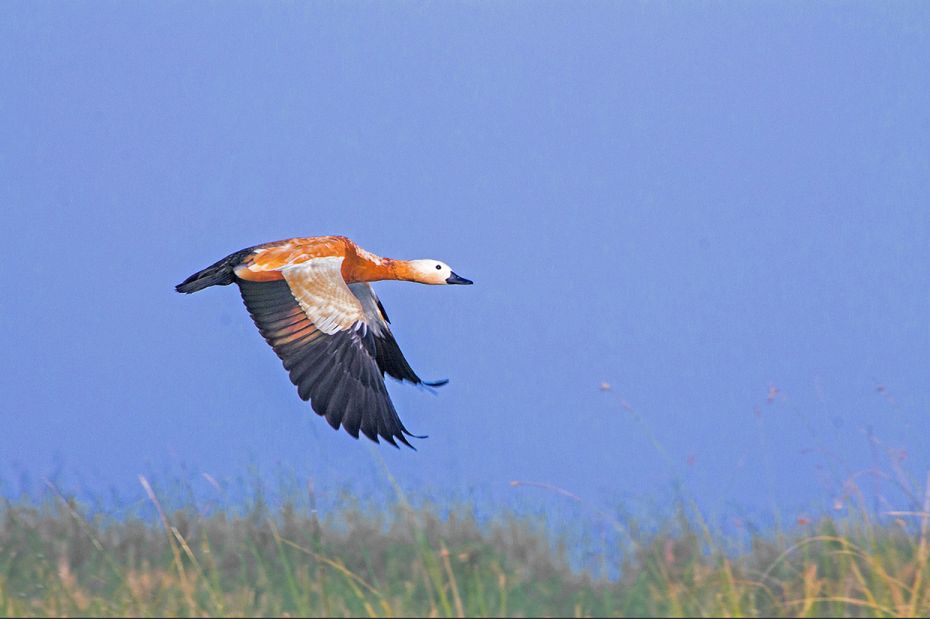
[404,259,473,285]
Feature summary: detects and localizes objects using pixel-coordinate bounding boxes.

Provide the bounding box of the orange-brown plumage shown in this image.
[234,236,405,284]
[176,235,473,448]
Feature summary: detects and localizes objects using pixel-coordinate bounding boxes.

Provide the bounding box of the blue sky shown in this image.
[2,2,929,520]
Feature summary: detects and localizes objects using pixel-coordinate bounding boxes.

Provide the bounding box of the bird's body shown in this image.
[176,236,472,448]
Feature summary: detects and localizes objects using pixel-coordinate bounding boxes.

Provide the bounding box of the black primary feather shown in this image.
[237,278,420,448]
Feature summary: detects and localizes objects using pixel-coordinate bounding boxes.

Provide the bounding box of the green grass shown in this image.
[1,477,929,618]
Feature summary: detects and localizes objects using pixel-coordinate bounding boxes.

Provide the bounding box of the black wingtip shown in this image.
[420,378,449,395]
[361,429,380,444]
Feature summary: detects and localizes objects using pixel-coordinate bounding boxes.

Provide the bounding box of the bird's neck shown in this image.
[343,247,417,283]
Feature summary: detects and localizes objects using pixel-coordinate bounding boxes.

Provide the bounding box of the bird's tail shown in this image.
[175,247,254,294]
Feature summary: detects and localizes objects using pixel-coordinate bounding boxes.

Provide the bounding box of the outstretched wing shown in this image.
[236,257,419,447]
[348,283,448,388]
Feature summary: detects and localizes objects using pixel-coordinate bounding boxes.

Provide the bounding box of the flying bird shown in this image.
[176,235,472,448]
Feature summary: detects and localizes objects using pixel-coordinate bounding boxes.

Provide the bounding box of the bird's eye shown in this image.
[436,264,442,270]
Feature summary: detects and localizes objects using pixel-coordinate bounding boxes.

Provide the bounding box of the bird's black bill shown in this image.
[446,272,473,285]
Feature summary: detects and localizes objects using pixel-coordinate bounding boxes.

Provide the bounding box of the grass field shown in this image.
[1,475,929,618]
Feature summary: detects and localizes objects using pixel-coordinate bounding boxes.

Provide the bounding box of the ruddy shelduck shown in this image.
[176,236,472,448]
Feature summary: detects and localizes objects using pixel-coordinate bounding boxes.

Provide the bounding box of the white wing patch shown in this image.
[348,283,388,338]
[281,257,364,335]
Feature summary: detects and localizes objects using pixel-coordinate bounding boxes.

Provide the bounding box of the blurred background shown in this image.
[1,1,928,524]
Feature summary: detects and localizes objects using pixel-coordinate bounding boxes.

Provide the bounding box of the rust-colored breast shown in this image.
[341,244,398,284]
